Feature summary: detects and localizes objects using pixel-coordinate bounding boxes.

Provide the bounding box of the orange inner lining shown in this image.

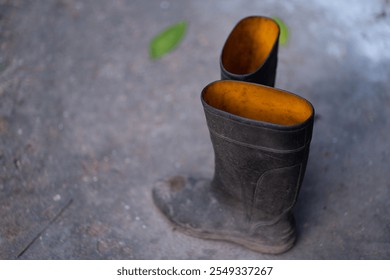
[221,17,279,75]
[203,81,313,126]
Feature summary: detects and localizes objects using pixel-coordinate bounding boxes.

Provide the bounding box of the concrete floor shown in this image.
[0,0,390,259]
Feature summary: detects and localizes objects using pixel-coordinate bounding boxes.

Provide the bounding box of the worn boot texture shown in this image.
[153,81,315,254]
[220,16,280,86]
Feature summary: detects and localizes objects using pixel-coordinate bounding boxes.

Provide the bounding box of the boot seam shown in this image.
[209,129,308,154]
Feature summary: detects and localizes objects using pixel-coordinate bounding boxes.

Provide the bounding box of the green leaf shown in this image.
[149,21,187,60]
[272,17,289,46]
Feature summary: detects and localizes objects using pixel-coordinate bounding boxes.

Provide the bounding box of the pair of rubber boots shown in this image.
[153,16,315,254]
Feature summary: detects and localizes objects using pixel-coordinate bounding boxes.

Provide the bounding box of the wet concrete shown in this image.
[0,0,390,259]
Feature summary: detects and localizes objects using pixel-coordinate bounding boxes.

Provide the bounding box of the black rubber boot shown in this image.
[153,80,315,254]
[220,16,280,86]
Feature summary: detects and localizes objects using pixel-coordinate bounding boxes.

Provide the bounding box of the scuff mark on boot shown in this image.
[167,176,185,192]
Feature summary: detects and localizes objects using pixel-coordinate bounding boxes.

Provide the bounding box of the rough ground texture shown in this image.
[0,0,390,259]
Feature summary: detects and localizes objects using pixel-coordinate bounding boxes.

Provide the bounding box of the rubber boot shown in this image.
[220,16,280,86]
[153,80,315,254]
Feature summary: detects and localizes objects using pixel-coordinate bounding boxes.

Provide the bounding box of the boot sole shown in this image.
[170,219,296,255]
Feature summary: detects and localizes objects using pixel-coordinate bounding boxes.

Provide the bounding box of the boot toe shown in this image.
[152,175,296,254]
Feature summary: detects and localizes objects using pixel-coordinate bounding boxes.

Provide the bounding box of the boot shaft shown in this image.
[220,16,280,86]
[201,80,314,223]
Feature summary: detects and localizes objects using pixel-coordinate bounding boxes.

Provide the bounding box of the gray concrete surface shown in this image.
[0,0,390,259]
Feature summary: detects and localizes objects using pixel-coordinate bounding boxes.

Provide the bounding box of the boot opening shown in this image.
[221,17,279,75]
[202,81,313,126]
